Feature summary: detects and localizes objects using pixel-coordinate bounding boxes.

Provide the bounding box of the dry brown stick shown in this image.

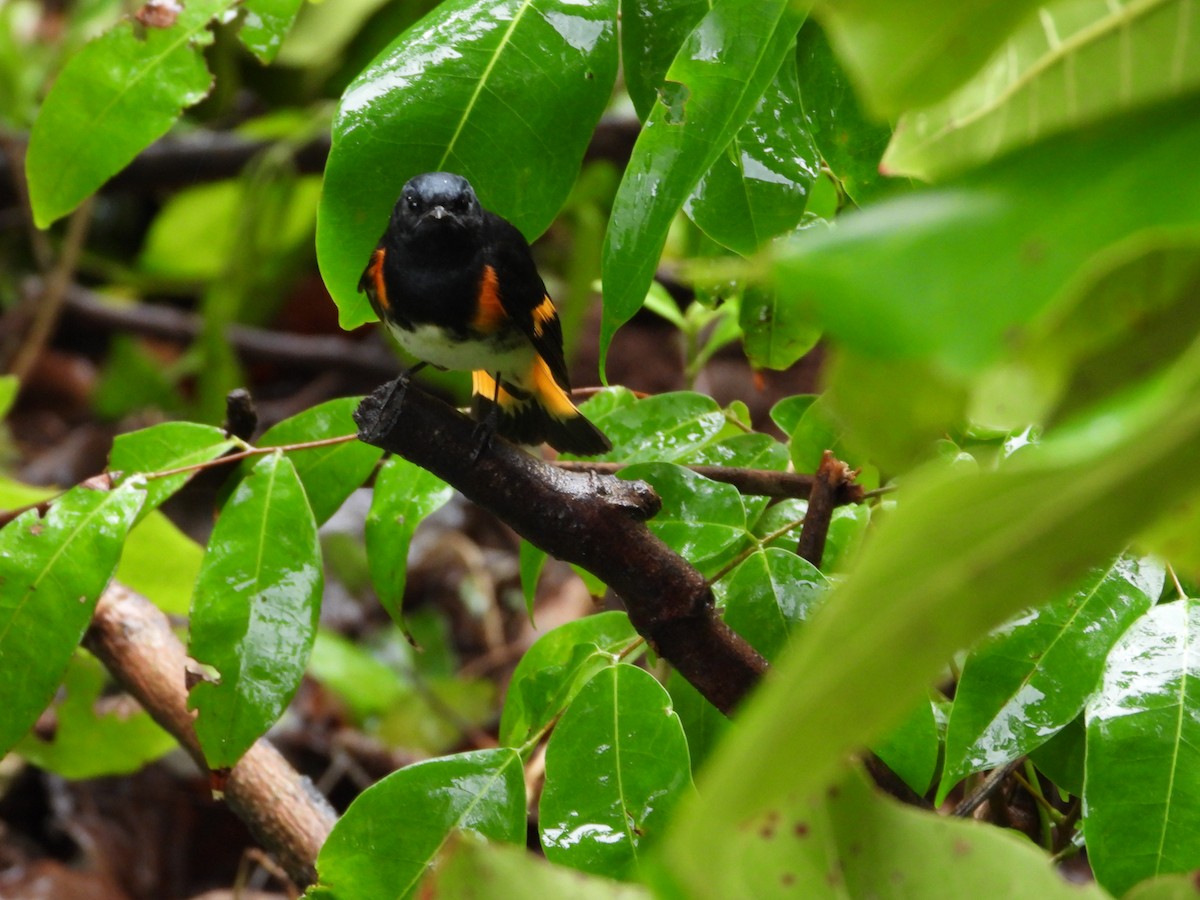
[84,583,336,887]
[796,450,858,568]
[354,382,768,716]
[557,459,864,502]
[44,280,399,378]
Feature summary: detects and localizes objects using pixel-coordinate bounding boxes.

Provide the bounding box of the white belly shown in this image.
[388,321,534,376]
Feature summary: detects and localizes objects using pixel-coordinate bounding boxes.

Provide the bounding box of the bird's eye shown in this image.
[452,196,470,213]
[405,195,419,211]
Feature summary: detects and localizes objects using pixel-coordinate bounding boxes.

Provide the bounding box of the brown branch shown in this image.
[44,280,399,378]
[952,758,1025,819]
[557,460,864,502]
[796,450,859,568]
[83,583,336,887]
[354,382,768,716]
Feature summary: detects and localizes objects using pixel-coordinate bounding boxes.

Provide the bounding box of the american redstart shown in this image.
[359,172,611,457]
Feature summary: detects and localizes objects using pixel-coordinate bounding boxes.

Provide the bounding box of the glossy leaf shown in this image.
[255,396,383,525]
[16,651,175,779]
[686,47,820,255]
[794,20,894,204]
[587,391,727,463]
[773,97,1200,378]
[814,0,1046,118]
[364,456,452,628]
[315,748,526,899]
[721,548,828,661]
[1084,599,1200,896]
[940,556,1161,798]
[25,0,232,227]
[664,325,1200,882]
[600,0,809,369]
[108,422,235,520]
[620,463,748,575]
[0,480,144,756]
[499,610,638,747]
[239,0,304,63]
[421,834,652,899]
[740,284,823,371]
[619,0,707,120]
[885,0,1200,181]
[318,0,619,328]
[872,695,941,796]
[539,665,691,878]
[188,452,322,769]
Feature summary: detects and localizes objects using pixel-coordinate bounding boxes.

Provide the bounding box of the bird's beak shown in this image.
[430,206,447,220]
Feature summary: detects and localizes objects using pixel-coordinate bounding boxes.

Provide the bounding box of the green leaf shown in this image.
[539,665,692,878]
[721,548,828,661]
[188,452,322,769]
[238,0,304,63]
[255,397,383,525]
[940,555,1161,800]
[314,748,526,899]
[519,540,549,620]
[773,98,1200,378]
[872,695,941,796]
[0,374,18,419]
[16,650,176,779]
[619,0,707,120]
[1084,599,1200,896]
[420,837,652,899]
[740,284,823,371]
[587,391,727,463]
[25,0,233,227]
[885,0,1200,181]
[308,629,408,722]
[685,47,820,255]
[813,0,1046,118]
[599,0,809,370]
[375,676,497,756]
[365,456,453,629]
[769,394,817,434]
[1029,713,1085,798]
[318,0,619,328]
[666,667,729,771]
[499,610,638,747]
[0,480,144,756]
[663,324,1200,883]
[117,510,204,616]
[108,421,235,520]
[93,336,183,421]
[620,463,748,575]
[794,20,895,204]
[1124,873,1200,900]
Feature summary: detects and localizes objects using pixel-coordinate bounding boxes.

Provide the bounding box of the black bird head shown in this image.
[389,172,483,242]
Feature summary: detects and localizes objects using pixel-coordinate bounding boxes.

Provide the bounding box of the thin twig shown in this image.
[556,460,864,503]
[953,758,1025,818]
[797,450,858,568]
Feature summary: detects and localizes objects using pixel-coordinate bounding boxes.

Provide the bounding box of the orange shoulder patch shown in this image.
[367,249,389,313]
[471,265,508,333]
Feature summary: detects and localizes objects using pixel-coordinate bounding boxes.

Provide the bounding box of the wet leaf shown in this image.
[318,0,619,328]
[1084,599,1200,896]
[365,456,452,627]
[885,0,1200,181]
[238,0,304,63]
[740,284,823,371]
[619,0,707,120]
[587,391,727,463]
[188,452,322,769]
[315,748,526,898]
[539,665,691,878]
[940,556,1161,800]
[721,548,828,661]
[872,694,941,796]
[108,422,235,520]
[16,650,175,778]
[0,480,144,756]
[255,396,383,525]
[686,47,820,255]
[499,611,638,747]
[26,0,233,227]
[620,463,748,575]
[600,0,808,369]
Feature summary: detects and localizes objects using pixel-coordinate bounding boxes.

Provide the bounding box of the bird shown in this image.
[358,172,611,458]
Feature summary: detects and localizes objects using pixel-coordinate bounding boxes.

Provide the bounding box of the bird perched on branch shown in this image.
[359,171,611,458]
